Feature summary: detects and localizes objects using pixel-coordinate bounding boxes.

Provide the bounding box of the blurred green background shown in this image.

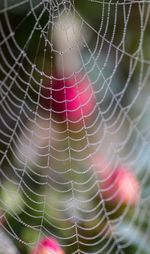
[0,1,150,254]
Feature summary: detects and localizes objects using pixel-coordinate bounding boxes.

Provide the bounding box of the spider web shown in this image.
[0,0,150,253]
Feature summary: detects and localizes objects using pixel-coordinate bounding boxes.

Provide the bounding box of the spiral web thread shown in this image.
[0,0,150,253]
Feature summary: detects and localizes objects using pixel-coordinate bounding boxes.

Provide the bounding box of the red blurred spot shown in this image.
[31,237,64,254]
[40,73,96,122]
[94,156,140,205]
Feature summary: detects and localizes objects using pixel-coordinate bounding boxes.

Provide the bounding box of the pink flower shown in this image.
[31,237,64,254]
[94,157,140,205]
[40,73,96,122]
